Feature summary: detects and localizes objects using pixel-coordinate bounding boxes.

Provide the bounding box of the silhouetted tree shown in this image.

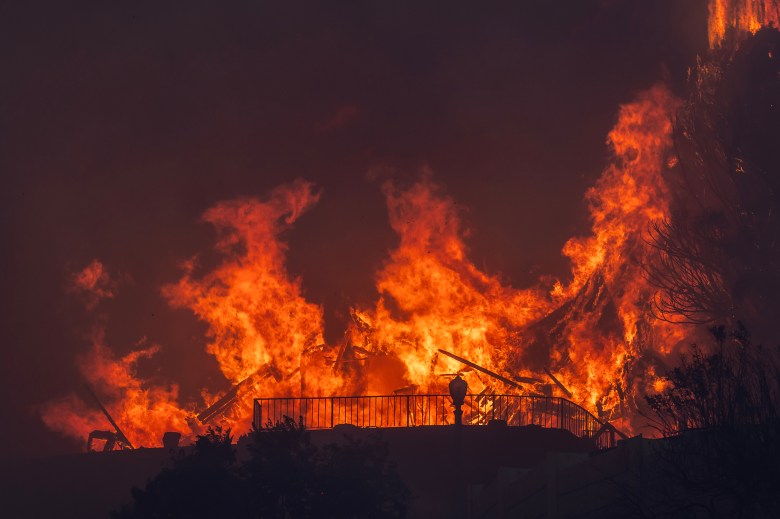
[632,326,780,518]
[240,417,320,518]
[315,434,409,518]
[114,419,410,519]
[113,426,247,518]
[648,28,780,336]
[646,325,780,433]
[243,417,409,519]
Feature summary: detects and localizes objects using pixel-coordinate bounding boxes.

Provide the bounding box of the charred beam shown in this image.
[437,349,543,388]
[543,367,573,399]
[197,364,285,424]
[197,371,263,424]
[84,383,134,449]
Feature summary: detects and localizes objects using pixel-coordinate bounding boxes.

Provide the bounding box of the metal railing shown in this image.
[253,394,619,449]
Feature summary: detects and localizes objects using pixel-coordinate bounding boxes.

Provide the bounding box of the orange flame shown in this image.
[43,5,780,447]
[709,0,780,47]
[548,85,686,426]
[40,331,192,447]
[163,180,325,387]
[350,174,552,395]
[43,95,685,443]
[41,91,687,444]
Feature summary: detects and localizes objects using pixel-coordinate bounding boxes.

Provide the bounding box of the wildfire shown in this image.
[41,0,777,448]
[44,95,682,443]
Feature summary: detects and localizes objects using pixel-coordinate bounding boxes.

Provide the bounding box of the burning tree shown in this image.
[648,27,780,336]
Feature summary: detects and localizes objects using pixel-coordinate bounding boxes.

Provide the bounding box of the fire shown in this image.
[349,174,552,395]
[162,179,331,424]
[41,1,778,448]
[38,110,686,443]
[69,259,116,309]
[549,85,682,416]
[40,331,192,447]
[709,0,780,47]
[46,100,683,442]
[163,180,324,385]
[40,93,688,443]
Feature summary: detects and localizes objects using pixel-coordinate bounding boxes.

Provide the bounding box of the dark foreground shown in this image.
[1,424,594,518]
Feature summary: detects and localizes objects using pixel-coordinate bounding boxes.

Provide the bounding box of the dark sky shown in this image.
[0,0,708,459]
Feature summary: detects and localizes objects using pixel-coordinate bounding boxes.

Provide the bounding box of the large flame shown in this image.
[348,174,552,395]
[41,1,777,448]
[44,86,682,443]
[545,85,686,425]
[163,179,324,387]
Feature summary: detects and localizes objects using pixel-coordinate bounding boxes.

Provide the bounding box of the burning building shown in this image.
[37,0,780,452]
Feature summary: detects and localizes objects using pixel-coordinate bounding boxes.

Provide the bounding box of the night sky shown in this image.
[0,0,707,459]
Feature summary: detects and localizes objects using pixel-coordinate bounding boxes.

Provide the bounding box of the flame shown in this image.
[41,3,780,448]
[709,0,780,47]
[43,95,685,442]
[163,179,324,386]
[162,180,332,426]
[68,259,116,309]
[350,174,551,394]
[40,331,192,447]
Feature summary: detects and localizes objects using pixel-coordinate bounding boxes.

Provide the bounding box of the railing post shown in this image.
[253,400,262,430]
[250,394,611,447]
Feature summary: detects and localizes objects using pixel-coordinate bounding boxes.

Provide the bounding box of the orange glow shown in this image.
[350,173,552,396]
[709,0,780,47]
[43,93,686,443]
[69,259,116,309]
[43,6,780,447]
[41,88,687,444]
[162,179,330,426]
[40,331,193,447]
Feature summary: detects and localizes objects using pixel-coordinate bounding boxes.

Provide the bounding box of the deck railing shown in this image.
[253,394,619,449]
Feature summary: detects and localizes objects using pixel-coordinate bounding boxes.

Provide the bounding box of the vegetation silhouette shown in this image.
[651,326,779,518]
[113,418,410,518]
[611,326,780,518]
[648,27,780,338]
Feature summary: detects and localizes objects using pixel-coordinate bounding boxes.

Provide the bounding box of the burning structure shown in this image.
[39,0,780,450]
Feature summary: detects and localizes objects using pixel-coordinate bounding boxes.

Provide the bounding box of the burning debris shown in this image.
[84,384,133,452]
[437,349,543,390]
[39,93,689,445]
[39,0,780,449]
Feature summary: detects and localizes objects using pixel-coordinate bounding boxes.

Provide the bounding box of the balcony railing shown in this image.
[253,394,620,449]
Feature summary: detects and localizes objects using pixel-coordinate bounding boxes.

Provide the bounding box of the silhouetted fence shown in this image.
[253,394,619,449]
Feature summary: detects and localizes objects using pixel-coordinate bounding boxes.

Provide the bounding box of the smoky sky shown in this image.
[0,0,708,459]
